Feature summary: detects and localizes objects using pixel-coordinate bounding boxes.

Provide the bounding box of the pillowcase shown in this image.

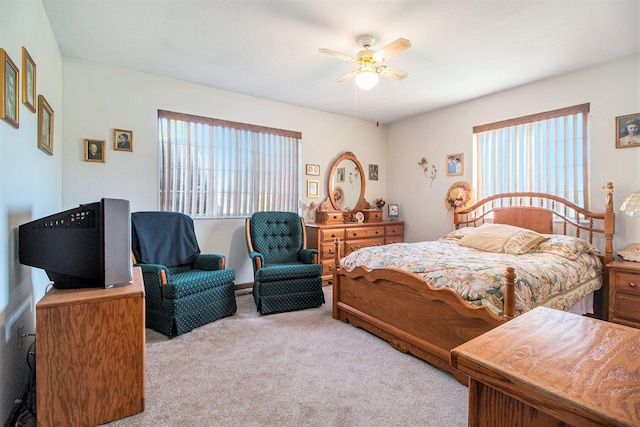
[531,235,600,260]
[458,223,548,255]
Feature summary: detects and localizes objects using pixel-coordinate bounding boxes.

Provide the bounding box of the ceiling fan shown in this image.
[319,35,411,90]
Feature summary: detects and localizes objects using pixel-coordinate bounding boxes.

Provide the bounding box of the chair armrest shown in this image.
[134,263,169,286]
[248,251,264,271]
[298,248,319,264]
[193,254,226,270]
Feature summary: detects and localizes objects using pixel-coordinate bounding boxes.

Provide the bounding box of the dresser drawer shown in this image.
[615,293,640,324]
[320,228,345,242]
[611,272,640,297]
[346,226,384,240]
[320,259,339,276]
[385,237,404,245]
[385,223,404,237]
[316,211,343,224]
[344,237,385,254]
[320,242,343,260]
[362,210,383,222]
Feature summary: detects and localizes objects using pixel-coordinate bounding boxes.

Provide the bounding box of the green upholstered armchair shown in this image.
[131,211,237,336]
[245,211,324,314]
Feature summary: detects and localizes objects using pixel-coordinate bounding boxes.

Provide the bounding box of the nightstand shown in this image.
[608,260,640,328]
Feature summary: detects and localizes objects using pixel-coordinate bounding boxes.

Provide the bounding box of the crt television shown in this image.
[19,198,132,289]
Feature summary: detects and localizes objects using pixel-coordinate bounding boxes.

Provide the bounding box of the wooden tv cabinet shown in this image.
[451,306,640,427]
[36,267,145,426]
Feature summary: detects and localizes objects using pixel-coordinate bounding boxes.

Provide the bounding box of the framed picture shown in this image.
[369,164,379,181]
[114,128,134,151]
[616,113,640,148]
[336,167,345,183]
[388,203,399,218]
[85,139,106,163]
[446,153,464,176]
[37,95,54,155]
[1,48,19,128]
[22,47,36,113]
[306,164,320,175]
[307,180,319,198]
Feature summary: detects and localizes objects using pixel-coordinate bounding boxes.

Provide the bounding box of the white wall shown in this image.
[388,55,640,252]
[0,0,63,421]
[61,59,388,283]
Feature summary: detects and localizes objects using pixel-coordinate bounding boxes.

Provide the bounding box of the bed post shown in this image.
[503,267,516,320]
[604,182,615,266]
[332,237,341,320]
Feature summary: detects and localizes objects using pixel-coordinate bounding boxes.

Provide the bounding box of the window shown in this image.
[473,103,590,208]
[158,110,301,217]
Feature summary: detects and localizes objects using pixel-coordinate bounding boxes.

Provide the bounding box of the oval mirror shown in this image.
[327,152,367,212]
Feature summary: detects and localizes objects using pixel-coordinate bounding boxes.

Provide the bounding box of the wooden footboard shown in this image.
[331,241,513,383]
[331,184,615,384]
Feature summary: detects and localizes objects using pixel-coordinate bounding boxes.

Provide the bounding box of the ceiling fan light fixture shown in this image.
[355,69,378,90]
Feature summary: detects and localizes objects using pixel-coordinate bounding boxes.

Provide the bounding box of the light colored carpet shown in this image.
[102,286,468,426]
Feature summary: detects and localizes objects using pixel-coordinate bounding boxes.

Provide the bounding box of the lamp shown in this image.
[355,67,378,90]
[620,190,640,217]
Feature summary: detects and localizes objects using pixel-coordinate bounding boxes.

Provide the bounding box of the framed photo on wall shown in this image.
[616,113,640,148]
[85,139,106,163]
[37,95,54,155]
[446,153,464,176]
[369,164,379,181]
[306,164,320,175]
[1,48,20,128]
[114,128,134,151]
[22,47,36,113]
[307,180,319,198]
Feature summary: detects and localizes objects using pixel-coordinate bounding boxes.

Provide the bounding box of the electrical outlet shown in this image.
[17,324,23,350]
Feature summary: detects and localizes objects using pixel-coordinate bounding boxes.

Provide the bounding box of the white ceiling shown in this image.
[42,0,640,124]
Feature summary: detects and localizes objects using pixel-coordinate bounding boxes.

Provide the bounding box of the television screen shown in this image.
[18,198,132,289]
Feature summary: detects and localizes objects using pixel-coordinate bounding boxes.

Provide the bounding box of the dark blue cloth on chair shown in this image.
[131,210,236,336]
[131,211,200,266]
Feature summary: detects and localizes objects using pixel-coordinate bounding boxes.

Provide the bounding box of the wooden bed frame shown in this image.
[331,183,615,383]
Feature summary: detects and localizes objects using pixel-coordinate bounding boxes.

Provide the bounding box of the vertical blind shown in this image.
[473,103,590,208]
[158,110,301,217]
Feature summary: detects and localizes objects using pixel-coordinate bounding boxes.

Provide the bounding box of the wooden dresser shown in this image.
[306,220,404,284]
[451,306,640,427]
[36,267,146,426]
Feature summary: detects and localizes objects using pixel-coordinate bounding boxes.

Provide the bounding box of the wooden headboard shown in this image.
[454,182,615,265]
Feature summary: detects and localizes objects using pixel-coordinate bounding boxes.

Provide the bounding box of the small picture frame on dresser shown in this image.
[388,203,399,219]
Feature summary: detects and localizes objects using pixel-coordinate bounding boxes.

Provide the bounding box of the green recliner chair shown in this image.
[245,211,324,315]
[131,211,237,336]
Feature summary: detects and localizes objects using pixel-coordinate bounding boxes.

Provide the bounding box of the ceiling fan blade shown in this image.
[336,69,358,83]
[318,48,356,62]
[372,38,411,62]
[378,66,409,80]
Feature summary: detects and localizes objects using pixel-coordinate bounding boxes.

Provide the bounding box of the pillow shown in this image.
[439,227,475,241]
[618,243,640,262]
[532,235,600,260]
[458,223,548,255]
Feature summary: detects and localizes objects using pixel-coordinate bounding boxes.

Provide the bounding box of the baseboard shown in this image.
[234,282,253,291]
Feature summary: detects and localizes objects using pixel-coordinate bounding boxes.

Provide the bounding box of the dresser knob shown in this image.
[328,249,335,254]
[630,282,637,288]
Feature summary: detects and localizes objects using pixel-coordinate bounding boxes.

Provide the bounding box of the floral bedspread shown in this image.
[340,235,602,317]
